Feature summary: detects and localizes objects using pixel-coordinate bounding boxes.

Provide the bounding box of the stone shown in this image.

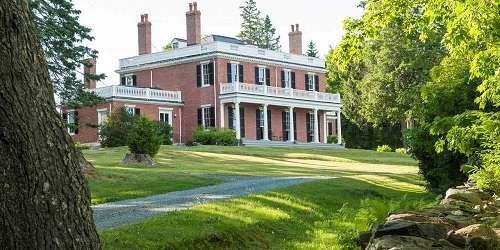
[455,224,498,239]
[443,188,484,205]
[357,231,372,249]
[446,230,466,247]
[469,236,499,250]
[388,213,458,229]
[445,214,478,228]
[373,220,451,240]
[122,153,156,166]
[366,235,434,250]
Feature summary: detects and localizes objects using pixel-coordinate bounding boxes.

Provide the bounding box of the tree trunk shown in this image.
[0,1,100,249]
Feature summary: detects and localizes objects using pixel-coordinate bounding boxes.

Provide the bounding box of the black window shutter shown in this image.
[210,107,215,127]
[291,72,296,89]
[121,77,126,86]
[135,108,141,116]
[197,108,203,126]
[315,75,319,91]
[267,109,272,139]
[240,107,245,138]
[256,109,261,140]
[238,64,244,83]
[208,62,215,85]
[306,113,311,142]
[62,112,68,122]
[255,67,259,85]
[74,111,79,134]
[132,75,137,86]
[282,111,287,141]
[228,106,234,129]
[196,64,202,87]
[293,111,297,140]
[317,112,321,141]
[265,68,270,86]
[305,74,310,91]
[281,71,285,88]
[227,63,232,83]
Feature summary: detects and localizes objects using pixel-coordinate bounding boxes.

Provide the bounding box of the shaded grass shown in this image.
[100,178,434,249]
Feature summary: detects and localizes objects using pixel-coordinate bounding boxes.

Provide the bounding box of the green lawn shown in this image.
[85,145,432,249]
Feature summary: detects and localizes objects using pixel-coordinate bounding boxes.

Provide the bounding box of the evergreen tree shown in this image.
[238,0,262,46]
[29,0,105,108]
[261,15,281,50]
[306,41,319,57]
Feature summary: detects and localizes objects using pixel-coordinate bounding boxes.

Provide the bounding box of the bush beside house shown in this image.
[192,128,237,146]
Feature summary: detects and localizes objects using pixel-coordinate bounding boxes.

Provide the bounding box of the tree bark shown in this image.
[0,1,100,249]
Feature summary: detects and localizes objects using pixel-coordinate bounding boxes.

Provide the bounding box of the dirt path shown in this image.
[93,176,334,230]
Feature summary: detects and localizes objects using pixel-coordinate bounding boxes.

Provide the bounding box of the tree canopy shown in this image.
[238,0,281,50]
[306,41,319,57]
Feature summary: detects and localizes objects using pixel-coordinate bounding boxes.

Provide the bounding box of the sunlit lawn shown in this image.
[85,145,431,249]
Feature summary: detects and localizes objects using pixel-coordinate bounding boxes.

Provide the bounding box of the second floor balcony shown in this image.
[220,82,341,105]
[89,85,182,104]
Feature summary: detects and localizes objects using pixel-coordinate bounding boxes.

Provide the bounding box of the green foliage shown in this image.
[238,0,280,50]
[395,148,407,155]
[327,135,338,144]
[29,0,105,107]
[163,42,173,52]
[75,142,90,151]
[193,128,237,146]
[99,107,135,147]
[306,41,318,57]
[156,122,173,145]
[342,117,403,149]
[376,145,393,153]
[128,117,163,157]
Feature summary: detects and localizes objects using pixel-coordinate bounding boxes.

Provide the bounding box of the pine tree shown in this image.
[307,41,319,57]
[238,0,263,46]
[30,0,105,108]
[261,15,281,51]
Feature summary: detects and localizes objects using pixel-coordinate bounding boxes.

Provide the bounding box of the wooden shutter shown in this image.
[265,68,270,86]
[282,111,288,141]
[315,75,319,91]
[306,113,311,142]
[120,77,126,86]
[267,109,272,139]
[317,112,321,141]
[305,74,310,90]
[255,67,259,85]
[228,106,234,129]
[227,63,232,83]
[291,72,296,89]
[256,109,262,140]
[134,108,141,116]
[208,62,215,85]
[132,75,137,86]
[240,107,245,138]
[196,64,202,87]
[209,107,215,127]
[238,64,244,83]
[281,71,285,88]
[197,108,203,126]
[293,111,297,140]
[74,111,79,134]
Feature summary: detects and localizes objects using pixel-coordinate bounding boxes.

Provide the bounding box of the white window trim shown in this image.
[125,105,136,116]
[258,66,266,85]
[308,73,316,91]
[66,109,76,135]
[230,63,239,83]
[201,106,213,128]
[124,74,135,87]
[200,62,211,87]
[283,69,292,89]
[159,108,173,125]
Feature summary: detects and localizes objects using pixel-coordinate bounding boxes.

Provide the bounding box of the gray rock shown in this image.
[373,220,451,240]
[366,235,460,250]
[444,188,484,205]
[122,153,156,166]
[468,236,499,250]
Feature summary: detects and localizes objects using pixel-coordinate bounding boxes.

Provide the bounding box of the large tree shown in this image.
[0,0,100,248]
[29,0,105,108]
[306,41,318,57]
[261,15,280,51]
[238,0,281,50]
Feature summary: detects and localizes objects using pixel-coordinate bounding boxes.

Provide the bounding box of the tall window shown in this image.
[199,106,214,128]
[284,111,290,131]
[67,110,76,135]
[308,73,315,91]
[126,107,135,115]
[125,75,134,86]
[258,67,266,85]
[258,109,264,128]
[201,63,210,87]
[284,71,291,88]
[231,63,239,83]
[159,109,172,125]
[309,113,315,132]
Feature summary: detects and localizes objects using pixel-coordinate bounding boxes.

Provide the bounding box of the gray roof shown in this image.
[210,35,245,45]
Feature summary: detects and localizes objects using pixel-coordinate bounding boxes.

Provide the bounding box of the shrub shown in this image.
[75,142,90,151]
[327,135,338,144]
[395,148,407,154]
[100,107,135,147]
[156,122,173,145]
[471,164,500,194]
[376,145,393,152]
[128,116,163,157]
[192,128,237,146]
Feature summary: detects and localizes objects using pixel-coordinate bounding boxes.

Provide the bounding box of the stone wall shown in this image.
[360,183,499,249]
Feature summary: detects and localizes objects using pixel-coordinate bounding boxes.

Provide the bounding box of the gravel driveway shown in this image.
[93,176,333,230]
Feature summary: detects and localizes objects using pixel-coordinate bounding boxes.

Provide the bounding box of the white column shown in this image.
[220,102,225,128]
[337,110,342,145]
[323,111,327,143]
[289,107,294,143]
[263,104,269,140]
[235,102,241,140]
[314,109,319,143]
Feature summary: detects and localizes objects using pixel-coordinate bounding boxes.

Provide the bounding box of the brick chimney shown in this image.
[83,58,96,89]
[288,24,303,55]
[186,2,201,45]
[138,14,152,55]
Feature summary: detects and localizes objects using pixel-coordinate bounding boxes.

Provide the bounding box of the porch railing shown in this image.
[89,85,182,102]
[220,82,340,103]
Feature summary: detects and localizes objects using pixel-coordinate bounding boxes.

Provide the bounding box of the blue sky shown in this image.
[74,0,363,86]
